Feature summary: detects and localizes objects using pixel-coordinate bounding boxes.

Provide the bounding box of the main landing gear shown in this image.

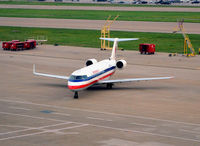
[73,84,113,99]
[106,83,113,89]
[74,91,79,99]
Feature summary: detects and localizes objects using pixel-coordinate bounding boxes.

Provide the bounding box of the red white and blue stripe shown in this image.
[68,66,116,90]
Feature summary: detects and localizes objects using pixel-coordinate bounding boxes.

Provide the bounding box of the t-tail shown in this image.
[99,38,139,60]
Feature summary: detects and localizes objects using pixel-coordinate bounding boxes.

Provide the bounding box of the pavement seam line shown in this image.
[0,110,200,142]
[1,98,200,127]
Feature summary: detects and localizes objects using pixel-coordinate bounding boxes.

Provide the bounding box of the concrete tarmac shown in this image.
[0,45,200,145]
[0,17,200,34]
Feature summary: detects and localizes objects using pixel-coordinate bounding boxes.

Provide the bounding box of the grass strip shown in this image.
[0,8,200,23]
[0,26,199,53]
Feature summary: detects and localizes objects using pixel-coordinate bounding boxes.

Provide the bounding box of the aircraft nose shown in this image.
[67,81,75,91]
[67,81,71,89]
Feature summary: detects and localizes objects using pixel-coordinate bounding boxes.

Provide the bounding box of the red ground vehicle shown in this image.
[2,40,19,50]
[139,44,155,55]
[24,40,36,49]
[2,40,36,51]
[10,42,25,51]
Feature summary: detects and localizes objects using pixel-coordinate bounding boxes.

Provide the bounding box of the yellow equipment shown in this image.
[173,19,195,57]
[101,15,119,50]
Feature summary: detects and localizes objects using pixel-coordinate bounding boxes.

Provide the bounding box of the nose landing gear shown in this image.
[74,91,79,99]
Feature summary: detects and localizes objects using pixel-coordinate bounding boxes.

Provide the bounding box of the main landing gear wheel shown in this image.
[106,83,113,89]
[74,91,79,99]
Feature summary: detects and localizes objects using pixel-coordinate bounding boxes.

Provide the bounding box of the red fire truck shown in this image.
[10,42,25,51]
[139,44,155,55]
[2,40,20,50]
[2,40,36,51]
[24,40,36,49]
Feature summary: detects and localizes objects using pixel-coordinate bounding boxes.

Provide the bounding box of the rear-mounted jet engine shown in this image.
[86,59,98,66]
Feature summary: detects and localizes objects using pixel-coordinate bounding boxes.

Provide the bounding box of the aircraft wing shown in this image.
[33,64,69,80]
[98,76,173,84]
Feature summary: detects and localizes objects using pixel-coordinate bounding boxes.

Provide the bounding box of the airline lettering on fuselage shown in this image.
[93,70,99,74]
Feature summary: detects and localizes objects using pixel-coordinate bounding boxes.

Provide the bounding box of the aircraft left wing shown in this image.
[98,76,173,84]
[33,64,69,80]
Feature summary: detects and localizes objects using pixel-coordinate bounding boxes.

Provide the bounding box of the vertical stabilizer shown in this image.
[110,38,118,60]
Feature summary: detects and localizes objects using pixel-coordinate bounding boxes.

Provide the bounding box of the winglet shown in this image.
[32,64,69,80]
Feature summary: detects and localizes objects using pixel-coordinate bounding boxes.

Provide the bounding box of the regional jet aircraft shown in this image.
[33,38,173,99]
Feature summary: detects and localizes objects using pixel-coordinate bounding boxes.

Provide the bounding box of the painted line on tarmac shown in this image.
[33,122,73,130]
[0,111,66,123]
[0,125,30,129]
[0,122,72,136]
[52,112,71,117]
[0,128,33,136]
[89,124,200,143]
[9,106,31,111]
[87,116,112,122]
[1,98,200,127]
[0,131,48,141]
[0,124,88,141]
[43,124,89,133]
[130,122,156,128]
[181,129,200,135]
[59,132,79,135]
[52,131,79,135]
[0,110,200,142]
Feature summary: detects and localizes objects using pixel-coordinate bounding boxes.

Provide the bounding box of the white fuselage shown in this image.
[68,59,116,91]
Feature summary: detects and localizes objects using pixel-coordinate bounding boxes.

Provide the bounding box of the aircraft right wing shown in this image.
[98,76,174,84]
[33,64,69,80]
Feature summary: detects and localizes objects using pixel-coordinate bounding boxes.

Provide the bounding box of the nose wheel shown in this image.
[74,91,79,99]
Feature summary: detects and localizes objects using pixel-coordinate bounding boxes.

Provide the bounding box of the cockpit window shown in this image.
[69,75,87,80]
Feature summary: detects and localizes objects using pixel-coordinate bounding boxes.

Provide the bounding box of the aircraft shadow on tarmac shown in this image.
[83,85,176,99]
[35,83,176,99]
[87,85,174,91]
[36,83,174,91]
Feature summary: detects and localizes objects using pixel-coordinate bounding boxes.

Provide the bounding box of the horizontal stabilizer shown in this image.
[99,38,139,42]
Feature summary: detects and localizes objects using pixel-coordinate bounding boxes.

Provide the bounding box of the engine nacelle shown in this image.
[116,60,127,69]
[86,59,97,66]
